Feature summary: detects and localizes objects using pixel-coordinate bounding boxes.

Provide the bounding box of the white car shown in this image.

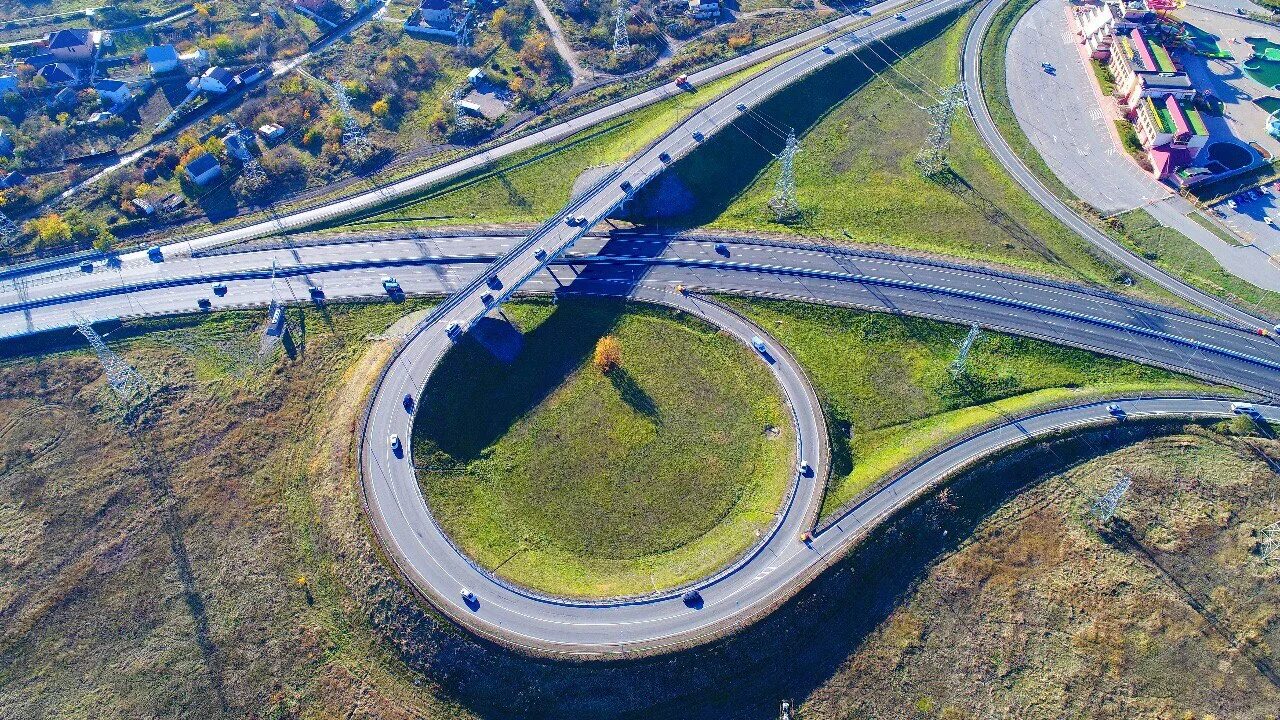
[389,434,402,453]
[751,336,767,353]
[461,588,477,604]
[1232,402,1256,415]
[1107,404,1123,416]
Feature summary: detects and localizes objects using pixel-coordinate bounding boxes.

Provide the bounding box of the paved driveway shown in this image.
[1005,0,1164,213]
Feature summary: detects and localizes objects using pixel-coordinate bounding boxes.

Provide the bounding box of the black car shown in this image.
[659,152,671,163]
[481,293,495,306]
[403,394,415,413]
[682,590,703,608]
[309,286,325,299]
[486,275,503,290]
[197,297,212,309]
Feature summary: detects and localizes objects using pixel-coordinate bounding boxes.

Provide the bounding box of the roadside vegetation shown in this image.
[0,301,468,718]
[726,298,1214,517]
[1109,209,1280,316]
[411,298,794,598]
[799,429,1280,718]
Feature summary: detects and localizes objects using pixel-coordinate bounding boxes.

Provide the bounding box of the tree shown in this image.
[26,213,72,246]
[593,335,622,374]
[370,98,390,117]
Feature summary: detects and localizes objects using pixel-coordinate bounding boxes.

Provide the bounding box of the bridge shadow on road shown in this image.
[381,421,1178,719]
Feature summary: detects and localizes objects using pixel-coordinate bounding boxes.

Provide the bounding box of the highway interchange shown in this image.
[5,0,1280,656]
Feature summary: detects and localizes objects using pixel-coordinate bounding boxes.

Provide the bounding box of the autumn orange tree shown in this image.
[593,335,622,374]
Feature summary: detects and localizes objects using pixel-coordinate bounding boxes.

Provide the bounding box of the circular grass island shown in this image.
[410,297,796,599]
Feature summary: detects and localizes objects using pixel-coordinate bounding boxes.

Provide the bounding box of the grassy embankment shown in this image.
[1110,209,1280,316]
[0,302,471,719]
[726,299,1215,517]
[411,298,795,598]
[801,429,1280,718]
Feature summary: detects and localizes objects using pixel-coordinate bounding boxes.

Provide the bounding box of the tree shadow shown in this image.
[608,367,660,421]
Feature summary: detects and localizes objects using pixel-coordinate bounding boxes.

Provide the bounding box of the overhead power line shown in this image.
[769,128,800,222]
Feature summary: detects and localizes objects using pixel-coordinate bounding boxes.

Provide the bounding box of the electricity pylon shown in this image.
[73,313,146,401]
[613,0,631,56]
[949,322,981,376]
[768,128,799,221]
[1092,472,1132,523]
[915,83,966,177]
[1261,520,1280,564]
[0,210,20,248]
[330,79,373,163]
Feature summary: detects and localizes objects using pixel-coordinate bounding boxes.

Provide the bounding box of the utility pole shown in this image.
[613,0,631,57]
[73,313,147,402]
[915,83,966,177]
[1092,472,1132,523]
[769,128,800,222]
[949,322,981,376]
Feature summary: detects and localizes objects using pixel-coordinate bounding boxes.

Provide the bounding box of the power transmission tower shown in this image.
[768,128,800,222]
[915,83,966,177]
[1092,472,1132,523]
[329,79,373,163]
[1261,520,1280,564]
[613,0,631,56]
[949,322,981,376]
[73,313,147,402]
[0,210,21,249]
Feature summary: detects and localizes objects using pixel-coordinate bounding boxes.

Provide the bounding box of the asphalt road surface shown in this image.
[962,0,1270,328]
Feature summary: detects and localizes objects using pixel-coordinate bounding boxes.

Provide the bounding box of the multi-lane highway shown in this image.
[8,0,1280,658]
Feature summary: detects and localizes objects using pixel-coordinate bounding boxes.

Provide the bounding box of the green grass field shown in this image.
[411,298,794,598]
[725,298,1215,517]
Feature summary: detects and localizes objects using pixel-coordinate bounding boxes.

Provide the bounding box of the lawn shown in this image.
[1110,209,1280,316]
[412,297,794,598]
[725,298,1215,517]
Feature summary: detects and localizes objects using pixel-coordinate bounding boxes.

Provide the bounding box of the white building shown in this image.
[145,45,179,74]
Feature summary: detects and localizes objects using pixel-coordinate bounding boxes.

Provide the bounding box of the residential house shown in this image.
[44,29,93,63]
[223,130,254,161]
[259,123,287,142]
[94,79,131,106]
[235,65,266,85]
[1133,93,1209,181]
[0,171,26,188]
[407,0,458,39]
[36,62,79,86]
[0,131,12,157]
[178,47,210,69]
[23,53,57,68]
[0,76,17,94]
[198,66,239,93]
[687,0,720,20]
[184,152,222,186]
[419,0,453,24]
[145,45,180,74]
[85,111,114,124]
[51,87,77,107]
[131,198,156,215]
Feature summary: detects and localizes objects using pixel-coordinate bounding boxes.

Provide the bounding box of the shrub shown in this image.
[593,335,622,373]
